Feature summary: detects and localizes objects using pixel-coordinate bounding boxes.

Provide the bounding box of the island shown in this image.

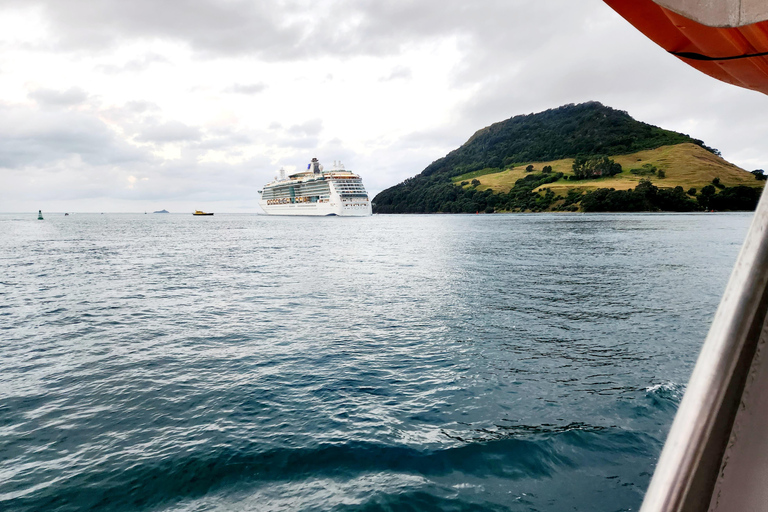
[153,209,169,214]
[373,102,765,213]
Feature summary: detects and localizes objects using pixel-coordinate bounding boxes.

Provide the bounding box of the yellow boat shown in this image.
[192,210,214,216]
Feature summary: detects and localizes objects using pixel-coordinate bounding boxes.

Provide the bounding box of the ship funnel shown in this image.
[310,157,323,174]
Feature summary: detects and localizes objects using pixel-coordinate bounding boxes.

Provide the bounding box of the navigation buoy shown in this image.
[38,210,43,220]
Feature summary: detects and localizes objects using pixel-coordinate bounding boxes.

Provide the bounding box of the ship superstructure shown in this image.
[258,158,372,216]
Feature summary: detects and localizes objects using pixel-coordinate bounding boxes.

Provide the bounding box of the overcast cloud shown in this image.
[1,0,767,212]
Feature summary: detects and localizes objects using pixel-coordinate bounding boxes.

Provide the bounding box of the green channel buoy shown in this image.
[38,210,44,220]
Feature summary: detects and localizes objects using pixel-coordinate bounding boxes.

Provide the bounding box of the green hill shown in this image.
[373,102,763,213]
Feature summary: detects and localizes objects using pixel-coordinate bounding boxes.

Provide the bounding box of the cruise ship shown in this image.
[258,158,372,216]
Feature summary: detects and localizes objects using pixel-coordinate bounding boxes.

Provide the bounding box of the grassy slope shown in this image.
[452,143,762,196]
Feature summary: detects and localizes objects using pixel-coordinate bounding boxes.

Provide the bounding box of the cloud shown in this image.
[192,131,252,150]
[94,53,169,74]
[225,83,267,95]
[27,87,89,107]
[136,121,203,143]
[122,100,161,114]
[0,0,547,60]
[0,104,149,168]
[2,0,305,58]
[287,119,323,137]
[380,65,412,82]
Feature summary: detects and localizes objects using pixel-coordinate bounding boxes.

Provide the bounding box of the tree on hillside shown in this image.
[752,169,767,181]
[526,165,534,172]
[709,186,762,210]
[635,179,658,200]
[571,156,622,180]
[698,184,717,209]
[581,180,698,212]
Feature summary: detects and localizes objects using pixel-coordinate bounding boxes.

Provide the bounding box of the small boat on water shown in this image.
[193,210,214,216]
[604,1,768,510]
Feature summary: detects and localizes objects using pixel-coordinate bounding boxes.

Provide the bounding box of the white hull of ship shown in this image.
[258,199,371,217]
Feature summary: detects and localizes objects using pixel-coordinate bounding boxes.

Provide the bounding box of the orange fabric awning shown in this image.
[604,0,768,95]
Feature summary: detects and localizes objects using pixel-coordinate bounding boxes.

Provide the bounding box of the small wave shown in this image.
[1,426,657,512]
[336,489,509,512]
[644,381,686,411]
[645,382,685,401]
[2,441,556,511]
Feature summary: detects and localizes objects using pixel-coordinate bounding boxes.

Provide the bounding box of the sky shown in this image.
[1,0,768,213]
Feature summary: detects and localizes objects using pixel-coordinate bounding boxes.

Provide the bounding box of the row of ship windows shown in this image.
[263,190,367,199]
[263,185,364,198]
[263,190,329,199]
[266,196,333,205]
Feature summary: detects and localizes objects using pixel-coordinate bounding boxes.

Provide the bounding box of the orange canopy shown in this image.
[604,0,768,95]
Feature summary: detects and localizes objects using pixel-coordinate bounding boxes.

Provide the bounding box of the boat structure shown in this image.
[258,158,372,216]
[604,1,768,511]
[193,210,213,216]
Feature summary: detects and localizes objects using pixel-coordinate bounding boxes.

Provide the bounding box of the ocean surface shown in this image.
[0,212,752,511]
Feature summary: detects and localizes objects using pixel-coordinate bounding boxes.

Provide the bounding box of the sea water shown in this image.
[0,212,751,511]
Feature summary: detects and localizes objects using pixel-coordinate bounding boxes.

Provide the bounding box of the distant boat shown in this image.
[64,213,69,216]
[153,209,169,214]
[193,210,214,216]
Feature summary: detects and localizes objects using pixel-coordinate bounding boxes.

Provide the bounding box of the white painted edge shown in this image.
[654,0,768,27]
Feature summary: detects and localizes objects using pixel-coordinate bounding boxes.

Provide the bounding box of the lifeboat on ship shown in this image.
[605,0,768,95]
